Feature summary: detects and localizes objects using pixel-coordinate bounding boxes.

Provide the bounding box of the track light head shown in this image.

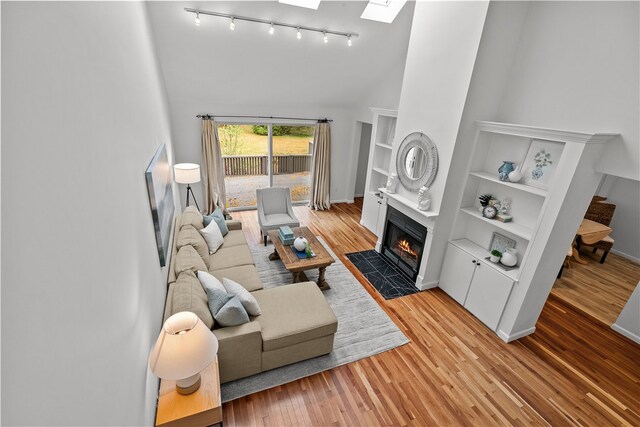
[296,28,301,40]
[230,17,235,30]
[195,12,200,26]
[323,32,328,44]
[269,23,275,35]
[347,35,352,46]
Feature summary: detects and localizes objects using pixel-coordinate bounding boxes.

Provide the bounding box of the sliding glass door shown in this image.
[219,123,313,210]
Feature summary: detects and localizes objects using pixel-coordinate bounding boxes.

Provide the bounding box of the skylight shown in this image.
[360,0,407,23]
[278,0,321,10]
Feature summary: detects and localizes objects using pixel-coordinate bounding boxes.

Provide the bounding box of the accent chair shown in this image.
[256,187,300,246]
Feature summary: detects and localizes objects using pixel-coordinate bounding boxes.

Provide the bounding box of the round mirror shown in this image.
[404,147,428,179]
[396,132,438,191]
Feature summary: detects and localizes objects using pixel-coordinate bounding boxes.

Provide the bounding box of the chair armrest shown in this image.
[226,220,242,231]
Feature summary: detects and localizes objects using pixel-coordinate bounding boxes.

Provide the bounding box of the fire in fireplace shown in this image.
[380,206,427,280]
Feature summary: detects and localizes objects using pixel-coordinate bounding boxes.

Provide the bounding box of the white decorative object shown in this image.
[293,237,308,251]
[508,167,523,183]
[199,219,224,254]
[386,173,399,194]
[417,186,431,211]
[500,247,518,267]
[521,139,563,189]
[490,254,501,263]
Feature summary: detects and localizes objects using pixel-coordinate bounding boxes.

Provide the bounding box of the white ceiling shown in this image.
[146,1,414,109]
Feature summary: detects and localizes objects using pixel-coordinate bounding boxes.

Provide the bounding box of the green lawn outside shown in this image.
[220,125,312,156]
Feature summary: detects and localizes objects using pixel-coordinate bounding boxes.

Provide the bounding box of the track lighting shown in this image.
[184,8,358,47]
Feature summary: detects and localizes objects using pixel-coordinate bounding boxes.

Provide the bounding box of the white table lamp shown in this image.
[149,311,218,395]
[173,163,201,210]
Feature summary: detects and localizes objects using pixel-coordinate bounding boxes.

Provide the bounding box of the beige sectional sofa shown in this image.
[163,207,338,383]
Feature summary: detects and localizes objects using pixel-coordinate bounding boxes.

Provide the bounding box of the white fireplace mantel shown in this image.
[376,188,439,291]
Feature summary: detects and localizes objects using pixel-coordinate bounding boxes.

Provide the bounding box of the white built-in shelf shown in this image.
[375,142,393,150]
[460,207,533,240]
[372,167,389,177]
[379,188,439,220]
[469,171,548,197]
[451,238,519,281]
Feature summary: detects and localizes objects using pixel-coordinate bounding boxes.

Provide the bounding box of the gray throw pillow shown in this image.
[204,207,228,236]
[206,287,233,317]
[214,296,250,327]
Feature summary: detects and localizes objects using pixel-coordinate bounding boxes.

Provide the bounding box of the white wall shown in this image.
[392,0,490,214]
[497,1,640,182]
[426,1,531,286]
[612,283,640,344]
[2,3,175,425]
[597,175,640,261]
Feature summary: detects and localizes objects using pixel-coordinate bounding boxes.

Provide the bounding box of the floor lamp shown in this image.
[174,163,201,211]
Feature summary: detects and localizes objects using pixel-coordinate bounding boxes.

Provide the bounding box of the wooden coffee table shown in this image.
[268,227,335,290]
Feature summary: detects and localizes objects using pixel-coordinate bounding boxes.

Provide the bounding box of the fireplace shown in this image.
[380,206,428,281]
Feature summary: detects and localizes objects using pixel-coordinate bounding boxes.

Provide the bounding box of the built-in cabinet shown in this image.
[361,108,397,234]
[440,242,514,330]
[441,121,616,341]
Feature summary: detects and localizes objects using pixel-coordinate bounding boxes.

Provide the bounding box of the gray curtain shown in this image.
[308,122,331,210]
[201,118,227,213]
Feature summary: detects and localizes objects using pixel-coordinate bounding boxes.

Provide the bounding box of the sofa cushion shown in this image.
[175,245,208,275]
[223,278,262,316]
[177,225,210,269]
[180,206,204,230]
[210,265,263,292]
[222,230,248,248]
[171,270,214,329]
[213,320,262,383]
[215,296,250,327]
[253,282,338,352]
[208,245,254,270]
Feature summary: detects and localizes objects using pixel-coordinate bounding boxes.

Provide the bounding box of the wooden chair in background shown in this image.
[576,197,616,264]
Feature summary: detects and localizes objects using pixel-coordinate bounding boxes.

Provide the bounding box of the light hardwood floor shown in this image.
[225,200,640,426]
[552,249,639,326]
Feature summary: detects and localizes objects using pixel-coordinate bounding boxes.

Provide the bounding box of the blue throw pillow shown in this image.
[205,287,233,317]
[205,207,228,236]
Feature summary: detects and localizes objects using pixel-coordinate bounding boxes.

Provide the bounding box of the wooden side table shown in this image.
[155,356,222,427]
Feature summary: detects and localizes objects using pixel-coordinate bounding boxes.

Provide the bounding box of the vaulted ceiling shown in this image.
[146,1,414,109]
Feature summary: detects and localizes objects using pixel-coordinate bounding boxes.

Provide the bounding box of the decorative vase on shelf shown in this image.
[498,161,516,182]
[293,237,308,252]
[417,186,431,211]
[508,166,523,183]
[500,248,518,267]
[386,173,398,194]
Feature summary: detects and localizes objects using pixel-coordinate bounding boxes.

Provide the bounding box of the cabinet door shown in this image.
[464,261,514,331]
[361,193,381,233]
[439,243,476,305]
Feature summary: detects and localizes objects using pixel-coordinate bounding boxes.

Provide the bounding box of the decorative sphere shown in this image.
[508,170,523,183]
[293,237,308,251]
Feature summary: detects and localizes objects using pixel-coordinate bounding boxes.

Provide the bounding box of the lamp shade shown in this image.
[148,312,218,381]
[173,163,201,184]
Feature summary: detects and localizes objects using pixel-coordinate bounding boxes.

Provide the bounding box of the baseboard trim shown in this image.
[497,326,536,343]
[612,323,640,344]
[418,280,438,291]
[611,249,640,264]
[330,199,354,204]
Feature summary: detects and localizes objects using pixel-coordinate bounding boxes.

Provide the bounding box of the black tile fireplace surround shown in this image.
[380,206,428,281]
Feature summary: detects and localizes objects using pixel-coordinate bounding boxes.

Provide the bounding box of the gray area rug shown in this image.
[220,237,410,402]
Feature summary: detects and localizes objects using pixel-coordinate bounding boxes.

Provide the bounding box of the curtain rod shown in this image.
[197,114,332,123]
